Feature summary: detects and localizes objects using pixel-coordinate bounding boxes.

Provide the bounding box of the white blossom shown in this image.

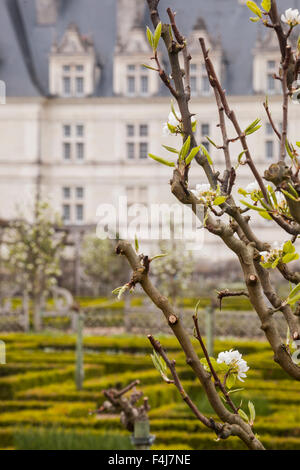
[275,191,287,210]
[163,111,196,136]
[281,8,300,26]
[245,181,260,193]
[260,241,284,263]
[191,183,210,197]
[217,349,249,382]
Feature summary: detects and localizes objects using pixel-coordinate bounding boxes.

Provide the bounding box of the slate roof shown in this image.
[1,0,300,97]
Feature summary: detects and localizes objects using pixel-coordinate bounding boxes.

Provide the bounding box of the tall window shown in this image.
[190,64,197,96]
[126,186,148,207]
[62,124,85,162]
[126,65,149,96]
[63,77,71,96]
[140,75,149,95]
[62,204,71,223]
[62,186,85,224]
[126,123,149,160]
[266,140,274,159]
[265,122,279,160]
[76,77,84,96]
[61,64,86,97]
[188,63,211,96]
[266,60,276,94]
[200,123,210,152]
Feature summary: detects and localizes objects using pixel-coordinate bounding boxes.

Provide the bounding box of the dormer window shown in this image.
[184,17,223,97]
[49,24,100,97]
[114,22,159,97]
[253,32,281,94]
[125,65,149,96]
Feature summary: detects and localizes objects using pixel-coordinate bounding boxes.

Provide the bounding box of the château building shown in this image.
[0,0,299,260]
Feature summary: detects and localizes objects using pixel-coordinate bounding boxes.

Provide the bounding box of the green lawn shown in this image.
[0,333,299,450]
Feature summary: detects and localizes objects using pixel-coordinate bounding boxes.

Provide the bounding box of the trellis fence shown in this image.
[0,296,287,339]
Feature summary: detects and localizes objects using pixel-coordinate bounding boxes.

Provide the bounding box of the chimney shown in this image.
[116,0,145,49]
[35,0,59,25]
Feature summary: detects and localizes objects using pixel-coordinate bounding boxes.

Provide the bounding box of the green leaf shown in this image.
[112,284,129,300]
[238,188,247,196]
[286,282,300,305]
[288,184,299,198]
[271,257,280,269]
[167,122,177,134]
[261,261,273,269]
[226,373,237,389]
[285,139,295,160]
[283,240,295,255]
[228,388,245,395]
[206,136,218,148]
[179,136,191,161]
[153,22,162,50]
[151,350,169,382]
[200,144,213,165]
[246,1,262,17]
[287,292,300,306]
[151,253,168,261]
[248,401,256,425]
[238,151,246,164]
[240,200,269,212]
[261,0,271,12]
[162,145,179,154]
[250,16,260,22]
[213,196,227,206]
[296,142,300,148]
[185,145,200,165]
[281,189,299,202]
[245,125,261,136]
[146,26,154,49]
[282,252,299,264]
[200,357,229,375]
[134,234,139,253]
[268,187,277,206]
[170,101,180,121]
[142,64,158,71]
[238,408,250,423]
[148,153,175,167]
[259,210,273,220]
[244,118,261,134]
[288,282,300,299]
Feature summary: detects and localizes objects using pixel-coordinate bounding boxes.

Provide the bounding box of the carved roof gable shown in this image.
[53,24,94,55]
[117,25,150,54]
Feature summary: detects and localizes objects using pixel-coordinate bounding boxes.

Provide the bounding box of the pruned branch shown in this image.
[94,380,149,433]
[148,334,220,431]
[116,240,264,449]
[263,99,281,141]
[216,289,249,311]
[192,315,238,413]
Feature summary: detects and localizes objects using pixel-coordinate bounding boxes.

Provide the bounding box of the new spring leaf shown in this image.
[246,1,262,17]
[153,22,162,50]
[148,153,175,167]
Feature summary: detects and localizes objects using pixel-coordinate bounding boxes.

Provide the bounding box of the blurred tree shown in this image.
[81,235,129,296]
[7,202,65,330]
[151,238,194,306]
